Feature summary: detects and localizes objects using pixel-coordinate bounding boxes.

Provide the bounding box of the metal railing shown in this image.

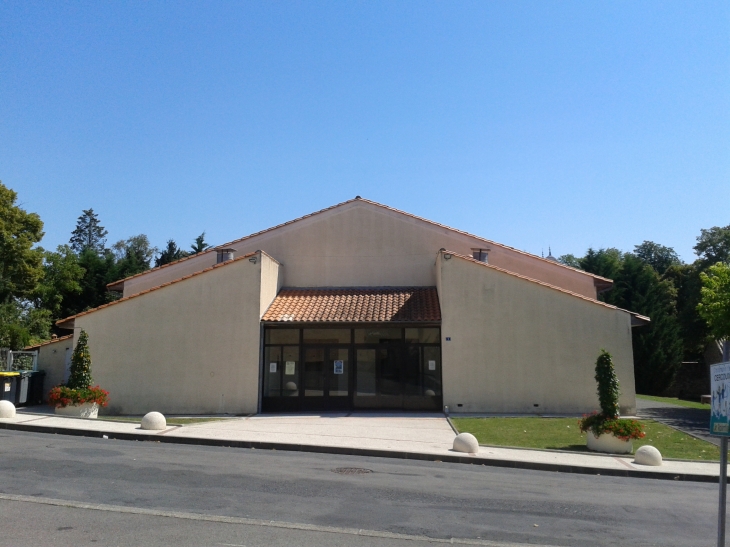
[0,348,38,372]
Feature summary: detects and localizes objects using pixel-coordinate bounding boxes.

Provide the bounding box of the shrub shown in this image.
[67,329,92,389]
[579,350,645,441]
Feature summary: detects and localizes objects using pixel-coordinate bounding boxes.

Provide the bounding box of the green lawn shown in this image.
[451,417,720,461]
[636,394,710,410]
[98,416,230,426]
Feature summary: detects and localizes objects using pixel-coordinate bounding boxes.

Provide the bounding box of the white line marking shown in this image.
[0,492,558,547]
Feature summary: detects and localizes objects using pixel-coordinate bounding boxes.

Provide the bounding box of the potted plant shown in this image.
[48,330,108,418]
[579,350,644,453]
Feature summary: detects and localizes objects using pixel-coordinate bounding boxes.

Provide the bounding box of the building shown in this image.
[56,197,647,416]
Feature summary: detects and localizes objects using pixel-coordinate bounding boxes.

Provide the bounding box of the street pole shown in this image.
[720,437,728,547]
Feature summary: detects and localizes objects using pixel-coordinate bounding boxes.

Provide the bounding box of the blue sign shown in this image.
[710,362,730,436]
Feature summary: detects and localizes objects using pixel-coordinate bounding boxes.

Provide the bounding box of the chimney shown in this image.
[216,249,235,264]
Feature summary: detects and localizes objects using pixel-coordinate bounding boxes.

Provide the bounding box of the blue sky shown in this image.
[1,1,728,262]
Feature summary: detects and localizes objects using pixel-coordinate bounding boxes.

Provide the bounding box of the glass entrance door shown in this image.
[302,347,351,411]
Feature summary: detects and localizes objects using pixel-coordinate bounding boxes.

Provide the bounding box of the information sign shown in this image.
[710,362,730,436]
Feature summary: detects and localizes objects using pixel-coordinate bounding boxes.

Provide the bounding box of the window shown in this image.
[471,248,489,262]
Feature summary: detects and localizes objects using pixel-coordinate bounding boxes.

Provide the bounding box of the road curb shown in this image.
[0,420,722,483]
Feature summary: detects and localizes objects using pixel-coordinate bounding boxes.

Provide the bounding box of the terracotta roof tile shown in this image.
[262,287,441,323]
[23,334,73,350]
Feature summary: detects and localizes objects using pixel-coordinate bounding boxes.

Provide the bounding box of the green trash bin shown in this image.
[27,371,46,406]
[0,372,20,403]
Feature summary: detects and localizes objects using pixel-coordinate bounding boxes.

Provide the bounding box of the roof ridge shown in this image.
[58,251,261,328]
[23,334,73,350]
[440,249,649,321]
[106,196,611,290]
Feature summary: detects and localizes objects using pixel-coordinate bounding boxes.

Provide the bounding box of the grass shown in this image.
[98,416,230,426]
[636,394,710,410]
[451,417,720,461]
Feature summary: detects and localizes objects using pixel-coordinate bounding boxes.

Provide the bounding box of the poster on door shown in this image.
[334,360,344,375]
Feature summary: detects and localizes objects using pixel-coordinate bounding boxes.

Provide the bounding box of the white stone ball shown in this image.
[0,400,15,418]
[424,389,436,396]
[634,445,662,466]
[453,432,479,454]
[285,381,298,391]
[141,411,166,430]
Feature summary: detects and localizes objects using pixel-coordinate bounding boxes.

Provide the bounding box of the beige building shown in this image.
[56,197,647,416]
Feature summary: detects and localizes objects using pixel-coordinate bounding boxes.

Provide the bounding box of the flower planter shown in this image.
[586,431,632,454]
[54,402,99,419]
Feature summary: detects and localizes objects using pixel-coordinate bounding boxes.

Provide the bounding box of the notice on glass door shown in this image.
[334,360,344,374]
[269,362,277,373]
[285,361,296,375]
[428,360,436,371]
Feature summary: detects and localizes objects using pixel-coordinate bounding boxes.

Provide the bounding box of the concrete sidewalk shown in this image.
[1,408,726,483]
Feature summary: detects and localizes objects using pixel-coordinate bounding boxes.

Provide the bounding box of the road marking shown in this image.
[0,492,558,547]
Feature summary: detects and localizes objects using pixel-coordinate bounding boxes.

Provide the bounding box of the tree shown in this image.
[32,245,84,319]
[694,224,730,267]
[111,234,157,280]
[610,254,683,394]
[190,232,210,254]
[0,182,45,303]
[698,262,730,346]
[67,329,93,389]
[70,209,108,255]
[579,248,623,281]
[634,241,681,275]
[155,239,189,267]
[557,254,582,269]
[0,302,51,350]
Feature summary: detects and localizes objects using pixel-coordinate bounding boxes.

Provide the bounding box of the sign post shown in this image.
[710,361,730,547]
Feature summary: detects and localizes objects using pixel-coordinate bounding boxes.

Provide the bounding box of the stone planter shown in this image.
[586,431,632,454]
[54,402,99,419]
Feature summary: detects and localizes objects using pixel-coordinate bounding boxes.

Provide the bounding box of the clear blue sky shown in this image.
[1,1,728,263]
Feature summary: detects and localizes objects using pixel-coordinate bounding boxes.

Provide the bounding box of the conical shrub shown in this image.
[67,329,93,390]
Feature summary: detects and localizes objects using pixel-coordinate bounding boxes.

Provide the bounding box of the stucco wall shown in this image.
[74,252,276,415]
[437,252,636,415]
[117,201,599,298]
[34,336,73,396]
[122,251,217,298]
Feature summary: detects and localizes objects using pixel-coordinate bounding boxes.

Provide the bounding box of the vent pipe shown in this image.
[216,249,235,264]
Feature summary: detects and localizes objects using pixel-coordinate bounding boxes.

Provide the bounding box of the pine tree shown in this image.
[67,329,93,389]
[595,350,620,418]
[70,209,108,255]
[155,239,189,267]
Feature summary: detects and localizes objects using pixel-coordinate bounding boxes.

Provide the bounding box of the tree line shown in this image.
[1,180,728,396]
[558,230,730,394]
[0,181,210,349]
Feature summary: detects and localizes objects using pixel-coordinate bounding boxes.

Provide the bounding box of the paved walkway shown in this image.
[1,406,726,483]
[636,397,716,445]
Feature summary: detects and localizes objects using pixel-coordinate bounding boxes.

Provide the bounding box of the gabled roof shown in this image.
[58,251,266,329]
[441,250,650,326]
[23,334,73,350]
[262,287,441,323]
[106,197,612,293]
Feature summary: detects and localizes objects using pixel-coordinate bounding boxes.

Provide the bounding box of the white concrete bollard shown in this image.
[453,432,479,454]
[634,445,662,466]
[141,411,167,430]
[0,400,16,418]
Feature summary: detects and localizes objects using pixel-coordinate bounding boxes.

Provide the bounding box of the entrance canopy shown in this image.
[262,287,441,323]
[261,288,442,413]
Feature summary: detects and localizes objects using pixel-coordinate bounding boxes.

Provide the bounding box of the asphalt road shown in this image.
[0,430,721,547]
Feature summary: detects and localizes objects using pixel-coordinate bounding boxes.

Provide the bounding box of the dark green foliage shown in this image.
[110,234,157,280]
[190,232,210,254]
[155,239,190,267]
[634,241,681,275]
[70,209,108,255]
[579,248,623,281]
[595,350,620,417]
[664,264,711,362]
[557,254,582,268]
[694,224,730,267]
[0,182,45,304]
[67,329,93,389]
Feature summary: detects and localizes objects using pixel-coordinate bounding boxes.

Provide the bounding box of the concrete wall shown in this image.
[74,252,279,415]
[117,201,600,298]
[437,252,636,415]
[33,336,74,396]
